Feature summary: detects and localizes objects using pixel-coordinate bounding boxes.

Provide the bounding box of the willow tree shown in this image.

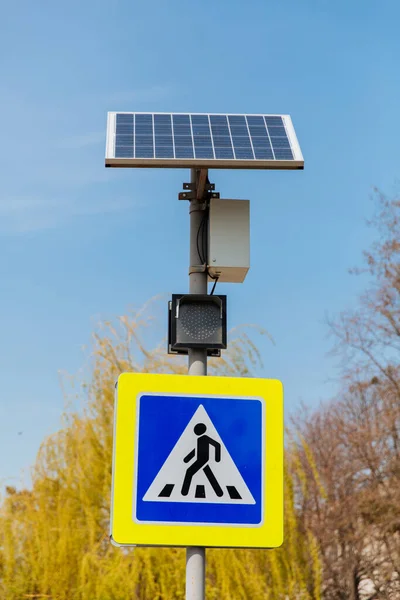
[293,192,400,599]
[0,302,321,599]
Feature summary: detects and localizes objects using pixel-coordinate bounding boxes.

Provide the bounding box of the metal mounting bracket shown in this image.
[183,182,215,192]
[179,191,220,201]
[179,168,219,202]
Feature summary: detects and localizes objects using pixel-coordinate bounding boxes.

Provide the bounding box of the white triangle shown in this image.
[143,405,255,505]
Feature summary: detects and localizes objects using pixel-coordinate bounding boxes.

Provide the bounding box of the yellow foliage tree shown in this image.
[0,302,321,599]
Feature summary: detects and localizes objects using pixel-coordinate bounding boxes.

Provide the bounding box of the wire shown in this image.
[210,276,219,295]
[195,206,219,295]
[202,209,208,265]
[196,211,208,264]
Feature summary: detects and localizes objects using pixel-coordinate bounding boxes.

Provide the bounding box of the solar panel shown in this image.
[105,113,304,170]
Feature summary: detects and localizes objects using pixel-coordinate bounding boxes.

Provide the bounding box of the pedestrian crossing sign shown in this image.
[110,373,283,548]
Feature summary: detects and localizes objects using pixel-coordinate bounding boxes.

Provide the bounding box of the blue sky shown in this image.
[1,0,399,489]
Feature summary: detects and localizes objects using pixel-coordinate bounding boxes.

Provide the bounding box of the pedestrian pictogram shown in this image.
[182,422,222,497]
[143,405,255,504]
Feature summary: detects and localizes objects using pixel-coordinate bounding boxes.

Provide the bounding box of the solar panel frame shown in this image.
[105,112,304,170]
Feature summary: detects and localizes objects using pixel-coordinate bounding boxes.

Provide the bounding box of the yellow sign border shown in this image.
[111,373,283,548]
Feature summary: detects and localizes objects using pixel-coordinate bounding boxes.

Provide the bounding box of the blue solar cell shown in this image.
[249,132,268,141]
[191,115,209,125]
[248,121,267,130]
[135,131,152,141]
[154,126,170,133]
[154,117,172,133]
[264,116,283,126]
[192,126,211,137]
[173,114,190,124]
[195,148,214,159]
[215,148,234,159]
[116,121,133,129]
[268,126,287,137]
[115,140,133,147]
[271,138,291,148]
[210,115,229,134]
[135,124,153,132]
[154,114,171,122]
[213,136,233,148]
[135,124,152,132]
[234,148,254,159]
[155,130,172,138]
[174,135,193,146]
[115,147,134,158]
[246,116,265,127]
[210,125,230,136]
[175,147,194,158]
[173,125,191,136]
[232,136,252,149]
[194,137,213,147]
[116,124,134,135]
[135,115,153,137]
[229,126,249,137]
[253,149,274,159]
[116,114,133,123]
[228,115,246,125]
[273,148,293,159]
[249,129,269,139]
[252,137,271,148]
[135,136,153,147]
[135,147,154,158]
[210,115,227,122]
[155,135,173,145]
[110,113,301,165]
[155,147,174,158]
[116,134,134,145]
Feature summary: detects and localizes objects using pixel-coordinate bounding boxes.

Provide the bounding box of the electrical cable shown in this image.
[210,276,219,295]
[196,212,207,264]
[202,208,208,265]
[195,204,219,293]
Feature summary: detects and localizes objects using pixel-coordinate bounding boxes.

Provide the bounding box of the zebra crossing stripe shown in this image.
[157,483,243,501]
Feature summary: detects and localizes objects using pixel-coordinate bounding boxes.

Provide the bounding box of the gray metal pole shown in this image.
[186,168,207,600]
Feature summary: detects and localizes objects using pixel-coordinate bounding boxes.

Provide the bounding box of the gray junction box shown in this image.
[207,199,250,283]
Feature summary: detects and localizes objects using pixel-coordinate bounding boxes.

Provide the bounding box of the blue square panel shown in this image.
[135,393,264,526]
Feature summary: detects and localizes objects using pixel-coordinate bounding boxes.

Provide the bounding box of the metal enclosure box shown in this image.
[208,199,250,283]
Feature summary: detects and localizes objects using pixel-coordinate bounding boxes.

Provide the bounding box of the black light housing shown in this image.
[168,300,221,357]
[168,294,227,352]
